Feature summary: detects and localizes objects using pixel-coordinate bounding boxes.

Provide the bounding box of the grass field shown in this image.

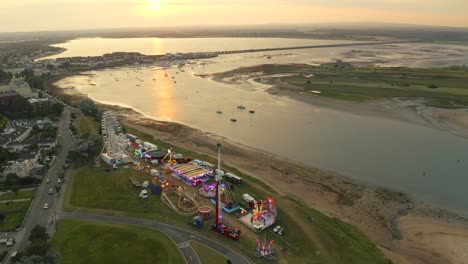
[63,120,389,264]
[228,63,468,108]
[190,241,227,264]
[0,201,31,231]
[75,116,100,137]
[0,189,35,201]
[52,219,185,264]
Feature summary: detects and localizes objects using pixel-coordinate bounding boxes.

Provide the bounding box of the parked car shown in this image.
[43,203,48,209]
[273,225,282,233]
[139,190,148,199]
[46,178,51,184]
[58,178,62,184]
[6,237,15,246]
[278,226,285,236]
[48,188,53,195]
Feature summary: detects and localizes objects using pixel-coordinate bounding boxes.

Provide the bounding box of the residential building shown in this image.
[3,150,40,178]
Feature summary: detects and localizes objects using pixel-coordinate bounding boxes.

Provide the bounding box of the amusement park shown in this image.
[98,111,283,261]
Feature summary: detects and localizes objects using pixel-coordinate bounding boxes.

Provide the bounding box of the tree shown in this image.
[28,144,39,151]
[46,64,55,71]
[0,147,17,166]
[5,173,18,185]
[11,186,20,195]
[28,225,50,242]
[80,100,100,118]
[67,134,102,164]
[18,251,58,264]
[23,240,51,257]
[0,69,12,84]
[50,103,64,115]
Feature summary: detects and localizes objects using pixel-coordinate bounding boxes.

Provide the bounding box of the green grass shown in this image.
[64,127,389,264]
[228,63,468,108]
[190,241,227,264]
[0,115,7,132]
[0,201,31,231]
[64,166,185,224]
[75,116,100,137]
[52,219,185,264]
[0,189,35,201]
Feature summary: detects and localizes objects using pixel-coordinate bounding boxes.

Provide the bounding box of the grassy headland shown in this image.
[62,117,389,264]
[216,63,468,108]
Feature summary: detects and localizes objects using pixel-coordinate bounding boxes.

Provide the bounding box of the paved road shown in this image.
[5,107,75,262]
[59,211,252,264]
[4,107,252,264]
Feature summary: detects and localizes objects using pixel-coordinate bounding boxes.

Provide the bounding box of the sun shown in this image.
[147,0,162,13]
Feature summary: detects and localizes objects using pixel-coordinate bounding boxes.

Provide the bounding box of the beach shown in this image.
[48,72,468,264]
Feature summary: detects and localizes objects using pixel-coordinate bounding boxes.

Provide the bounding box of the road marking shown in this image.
[177,242,190,248]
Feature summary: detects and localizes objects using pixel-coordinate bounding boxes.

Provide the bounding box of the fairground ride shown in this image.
[211,144,241,240]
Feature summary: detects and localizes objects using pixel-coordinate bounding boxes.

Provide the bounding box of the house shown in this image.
[8,79,37,98]
[0,79,37,99]
[0,90,21,104]
[5,138,57,152]
[28,98,50,110]
[3,150,40,178]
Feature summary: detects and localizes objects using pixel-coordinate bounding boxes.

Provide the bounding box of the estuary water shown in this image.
[51,37,468,214]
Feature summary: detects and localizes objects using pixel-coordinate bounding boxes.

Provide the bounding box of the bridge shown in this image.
[214,41,407,55]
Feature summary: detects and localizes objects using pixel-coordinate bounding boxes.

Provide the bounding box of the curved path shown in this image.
[59,211,252,264]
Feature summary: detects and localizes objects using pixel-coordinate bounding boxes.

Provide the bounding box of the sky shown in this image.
[1,0,468,33]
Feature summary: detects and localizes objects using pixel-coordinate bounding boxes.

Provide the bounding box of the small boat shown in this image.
[267,56,271,59]
[230,118,237,122]
[249,110,255,114]
[181,70,185,72]
[237,105,246,109]
[216,110,223,114]
[172,76,175,79]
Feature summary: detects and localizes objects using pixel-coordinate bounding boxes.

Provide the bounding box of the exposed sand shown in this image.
[48,71,468,264]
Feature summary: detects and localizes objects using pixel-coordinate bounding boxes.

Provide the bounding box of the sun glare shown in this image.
[147,0,162,13]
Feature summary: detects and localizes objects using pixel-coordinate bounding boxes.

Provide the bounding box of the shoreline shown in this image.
[47,70,468,264]
[213,64,468,139]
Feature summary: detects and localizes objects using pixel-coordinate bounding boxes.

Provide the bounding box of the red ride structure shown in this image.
[211,144,241,240]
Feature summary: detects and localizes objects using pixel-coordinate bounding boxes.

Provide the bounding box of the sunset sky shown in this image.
[1,0,468,32]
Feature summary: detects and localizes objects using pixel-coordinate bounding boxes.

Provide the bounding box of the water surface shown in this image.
[53,37,468,215]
